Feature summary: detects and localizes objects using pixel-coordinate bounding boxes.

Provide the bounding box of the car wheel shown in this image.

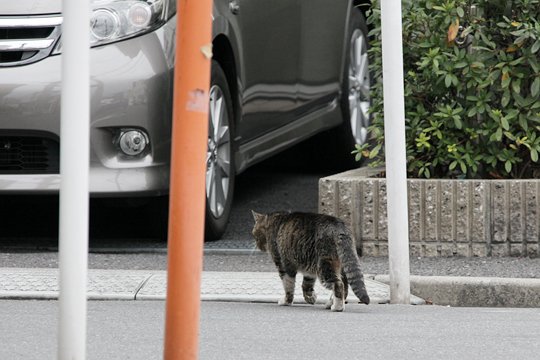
[205,61,235,241]
[320,8,371,171]
[343,9,371,148]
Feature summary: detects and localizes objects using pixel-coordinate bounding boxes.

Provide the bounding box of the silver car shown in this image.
[0,0,372,240]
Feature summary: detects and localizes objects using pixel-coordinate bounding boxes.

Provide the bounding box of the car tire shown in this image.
[205,61,235,241]
[319,7,371,171]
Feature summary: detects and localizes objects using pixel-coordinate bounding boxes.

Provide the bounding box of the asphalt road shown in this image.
[1,300,539,360]
[0,143,329,267]
[1,143,540,279]
[2,250,539,278]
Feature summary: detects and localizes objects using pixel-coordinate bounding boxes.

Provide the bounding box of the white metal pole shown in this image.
[58,0,90,358]
[380,0,411,304]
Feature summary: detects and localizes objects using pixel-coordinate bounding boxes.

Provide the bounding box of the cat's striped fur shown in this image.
[251,211,370,312]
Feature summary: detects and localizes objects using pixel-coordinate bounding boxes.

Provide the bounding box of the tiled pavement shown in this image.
[0,268,425,305]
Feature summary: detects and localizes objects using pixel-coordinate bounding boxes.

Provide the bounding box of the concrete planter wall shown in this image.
[319,168,539,258]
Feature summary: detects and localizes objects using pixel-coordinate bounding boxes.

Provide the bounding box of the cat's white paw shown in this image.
[331,297,345,312]
[331,300,344,312]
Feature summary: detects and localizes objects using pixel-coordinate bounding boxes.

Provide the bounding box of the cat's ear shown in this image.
[251,210,264,222]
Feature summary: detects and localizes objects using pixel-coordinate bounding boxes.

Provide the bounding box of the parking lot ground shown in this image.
[1,300,539,360]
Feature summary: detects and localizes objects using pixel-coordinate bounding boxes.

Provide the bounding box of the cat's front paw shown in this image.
[303,292,317,305]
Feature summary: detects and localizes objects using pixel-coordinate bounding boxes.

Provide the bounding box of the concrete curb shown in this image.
[374,275,540,308]
[203,249,262,256]
[3,268,537,307]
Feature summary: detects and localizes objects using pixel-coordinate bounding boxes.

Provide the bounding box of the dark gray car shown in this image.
[0,0,371,240]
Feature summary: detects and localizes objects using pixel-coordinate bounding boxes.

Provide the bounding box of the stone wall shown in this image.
[319,168,539,257]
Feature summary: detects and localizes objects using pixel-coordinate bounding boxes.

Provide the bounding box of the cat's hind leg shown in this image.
[341,269,349,303]
[278,270,296,306]
[330,280,345,312]
[302,275,317,305]
[318,258,345,312]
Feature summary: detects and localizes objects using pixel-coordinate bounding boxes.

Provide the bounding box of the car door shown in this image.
[231,0,301,143]
[296,0,349,114]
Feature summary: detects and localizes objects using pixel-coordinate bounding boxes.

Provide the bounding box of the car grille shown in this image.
[0,136,60,174]
[0,16,62,67]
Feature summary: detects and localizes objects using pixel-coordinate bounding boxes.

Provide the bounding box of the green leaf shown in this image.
[445,74,452,88]
[512,79,521,94]
[471,62,485,69]
[531,78,540,98]
[449,160,457,170]
[510,58,524,66]
[531,148,539,162]
[530,57,540,73]
[505,160,512,173]
[460,161,467,174]
[456,7,464,18]
[519,116,529,131]
[514,92,527,107]
[504,131,516,141]
[506,109,519,120]
[500,117,510,130]
[369,144,382,159]
[502,91,511,107]
[454,117,463,129]
[496,127,503,141]
[533,40,540,54]
[502,76,511,89]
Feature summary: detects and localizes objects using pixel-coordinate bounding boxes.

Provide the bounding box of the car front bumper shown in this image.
[0,18,176,196]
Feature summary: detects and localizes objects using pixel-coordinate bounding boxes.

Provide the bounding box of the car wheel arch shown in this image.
[212,34,241,142]
[353,0,371,19]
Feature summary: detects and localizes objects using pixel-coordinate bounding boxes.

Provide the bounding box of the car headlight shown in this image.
[54,0,175,52]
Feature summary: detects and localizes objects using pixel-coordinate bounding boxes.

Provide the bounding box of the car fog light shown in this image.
[128,3,153,28]
[118,129,149,156]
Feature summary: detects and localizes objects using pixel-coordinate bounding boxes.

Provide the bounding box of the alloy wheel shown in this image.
[348,29,371,146]
[206,84,232,218]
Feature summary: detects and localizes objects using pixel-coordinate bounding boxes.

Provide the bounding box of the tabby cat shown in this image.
[251,210,370,312]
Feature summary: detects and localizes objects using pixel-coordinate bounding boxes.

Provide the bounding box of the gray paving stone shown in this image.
[138,271,407,304]
[87,270,152,300]
[0,268,152,300]
[0,268,424,305]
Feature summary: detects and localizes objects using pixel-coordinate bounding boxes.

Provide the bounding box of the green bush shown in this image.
[358,0,540,178]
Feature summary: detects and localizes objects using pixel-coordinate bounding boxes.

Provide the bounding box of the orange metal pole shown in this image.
[164,0,213,358]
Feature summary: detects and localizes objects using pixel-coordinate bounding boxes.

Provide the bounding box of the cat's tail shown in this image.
[336,229,370,305]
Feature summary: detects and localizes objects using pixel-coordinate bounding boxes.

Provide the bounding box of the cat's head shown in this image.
[251,210,268,252]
